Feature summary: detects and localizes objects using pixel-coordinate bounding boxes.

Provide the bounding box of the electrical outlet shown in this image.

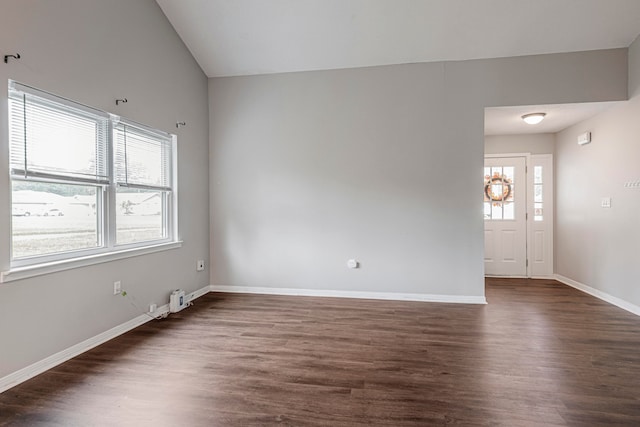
[113,280,122,295]
[347,259,359,269]
[197,260,205,271]
[149,303,157,313]
[601,197,611,208]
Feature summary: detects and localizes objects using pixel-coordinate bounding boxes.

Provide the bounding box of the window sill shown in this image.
[0,241,183,284]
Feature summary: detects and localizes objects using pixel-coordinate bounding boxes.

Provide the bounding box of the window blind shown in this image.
[8,82,109,184]
[114,121,172,191]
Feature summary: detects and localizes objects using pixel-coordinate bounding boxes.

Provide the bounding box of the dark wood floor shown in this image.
[1,278,640,426]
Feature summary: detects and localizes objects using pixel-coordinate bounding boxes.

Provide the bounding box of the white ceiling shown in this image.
[156,0,640,136]
[484,102,622,135]
[156,0,640,78]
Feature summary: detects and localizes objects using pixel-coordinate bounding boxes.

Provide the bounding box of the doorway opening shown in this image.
[483,154,553,278]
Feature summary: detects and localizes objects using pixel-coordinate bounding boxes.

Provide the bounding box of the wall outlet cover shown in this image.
[347,259,359,269]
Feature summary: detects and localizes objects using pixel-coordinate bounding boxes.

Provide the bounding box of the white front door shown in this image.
[484,156,527,276]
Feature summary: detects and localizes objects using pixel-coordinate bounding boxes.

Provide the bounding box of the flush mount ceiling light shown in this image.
[522,112,546,125]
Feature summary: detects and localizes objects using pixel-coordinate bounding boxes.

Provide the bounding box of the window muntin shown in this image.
[534,165,543,221]
[8,80,176,266]
[484,166,515,221]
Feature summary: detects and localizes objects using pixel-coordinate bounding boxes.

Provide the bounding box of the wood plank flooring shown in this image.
[1,278,640,426]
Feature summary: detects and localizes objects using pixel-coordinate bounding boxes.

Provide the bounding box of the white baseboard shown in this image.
[210,285,487,305]
[0,284,210,394]
[555,274,640,317]
[185,285,211,303]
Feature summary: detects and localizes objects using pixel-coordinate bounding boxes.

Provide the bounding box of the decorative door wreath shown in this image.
[484,172,513,203]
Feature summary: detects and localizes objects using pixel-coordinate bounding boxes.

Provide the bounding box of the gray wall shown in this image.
[0,0,209,378]
[209,49,627,298]
[555,36,640,307]
[485,134,555,155]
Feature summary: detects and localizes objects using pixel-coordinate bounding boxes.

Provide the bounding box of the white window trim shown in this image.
[1,241,182,283]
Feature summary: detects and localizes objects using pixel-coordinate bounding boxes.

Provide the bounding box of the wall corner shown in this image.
[628,34,640,99]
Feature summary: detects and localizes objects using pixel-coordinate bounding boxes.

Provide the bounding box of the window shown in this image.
[8,81,177,267]
[533,165,543,221]
[114,122,174,245]
[483,166,515,220]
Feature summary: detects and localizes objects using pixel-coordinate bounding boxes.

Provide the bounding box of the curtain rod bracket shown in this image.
[4,53,21,64]
[176,121,186,128]
[115,98,128,106]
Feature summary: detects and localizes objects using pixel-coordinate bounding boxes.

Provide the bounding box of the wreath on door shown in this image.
[484,173,512,203]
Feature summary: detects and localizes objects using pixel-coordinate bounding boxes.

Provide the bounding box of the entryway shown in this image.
[484,154,553,278]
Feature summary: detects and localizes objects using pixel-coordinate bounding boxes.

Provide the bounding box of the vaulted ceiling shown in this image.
[156,0,640,78]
